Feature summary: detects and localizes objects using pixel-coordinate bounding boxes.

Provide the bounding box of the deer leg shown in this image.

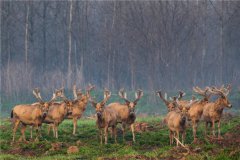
[217,120,222,139]
[30,126,33,139]
[122,123,126,142]
[35,125,40,142]
[55,124,59,139]
[12,119,20,142]
[113,126,117,143]
[47,124,51,135]
[212,120,215,137]
[193,120,198,142]
[73,118,77,135]
[19,124,27,142]
[99,129,103,144]
[169,130,173,145]
[176,131,180,146]
[182,131,186,145]
[110,128,113,139]
[131,124,136,143]
[205,122,208,136]
[52,124,56,138]
[104,126,108,144]
[38,126,42,138]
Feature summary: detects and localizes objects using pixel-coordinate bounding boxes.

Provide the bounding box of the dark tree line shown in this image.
[1,0,240,103]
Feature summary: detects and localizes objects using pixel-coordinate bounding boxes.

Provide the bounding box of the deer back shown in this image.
[12,104,45,125]
[107,102,134,124]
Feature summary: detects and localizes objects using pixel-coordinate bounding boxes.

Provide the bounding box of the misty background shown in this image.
[1,0,240,116]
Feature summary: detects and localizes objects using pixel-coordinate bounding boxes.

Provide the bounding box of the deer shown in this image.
[165,99,198,146]
[11,88,59,142]
[89,89,117,144]
[156,90,185,112]
[41,88,74,139]
[66,84,95,135]
[202,85,232,139]
[107,89,143,143]
[186,86,212,142]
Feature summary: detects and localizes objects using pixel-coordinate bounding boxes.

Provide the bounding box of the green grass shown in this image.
[0,116,240,160]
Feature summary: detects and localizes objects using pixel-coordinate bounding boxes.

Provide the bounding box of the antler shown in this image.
[73,85,83,100]
[208,86,225,97]
[56,88,71,103]
[193,86,209,97]
[86,83,95,97]
[119,88,130,103]
[134,89,143,103]
[210,84,231,97]
[221,84,231,96]
[73,85,78,100]
[177,90,186,100]
[33,88,44,103]
[156,90,169,105]
[89,96,97,107]
[101,88,111,105]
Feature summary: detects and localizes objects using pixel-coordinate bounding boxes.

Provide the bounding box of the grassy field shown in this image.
[0,115,240,160]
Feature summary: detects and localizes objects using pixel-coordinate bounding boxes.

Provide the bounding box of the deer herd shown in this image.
[11,84,232,146]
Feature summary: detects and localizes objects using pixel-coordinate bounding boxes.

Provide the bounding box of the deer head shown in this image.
[119,88,143,115]
[208,85,232,108]
[156,91,182,112]
[177,99,198,115]
[90,89,111,119]
[57,88,74,115]
[32,88,59,116]
[178,90,186,100]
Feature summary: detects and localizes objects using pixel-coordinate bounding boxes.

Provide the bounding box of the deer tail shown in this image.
[11,110,13,118]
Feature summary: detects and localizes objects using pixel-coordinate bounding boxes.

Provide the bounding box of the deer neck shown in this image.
[97,111,106,127]
[213,98,224,113]
[180,113,187,127]
[127,112,136,124]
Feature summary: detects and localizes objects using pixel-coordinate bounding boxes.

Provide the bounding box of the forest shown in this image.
[1,1,240,160]
[1,0,240,100]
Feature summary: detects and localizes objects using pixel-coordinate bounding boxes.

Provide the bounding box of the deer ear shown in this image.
[178,105,183,110]
[125,101,130,105]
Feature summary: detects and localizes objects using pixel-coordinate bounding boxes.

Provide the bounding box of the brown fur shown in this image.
[108,89,143,142]
[185,87,211,142]
[165,100,197,146]
[66,84,94,135]
[90,89,117,144]
[11,89,59,142]
[202,86,232,138]
[43,101,73,138]
[165,110,188,146]
[156,90,184,112]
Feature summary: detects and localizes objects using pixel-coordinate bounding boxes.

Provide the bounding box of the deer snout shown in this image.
[42,112,48,118]
[67,111,73,115]
[227,104,232,108]
[97,112,102,118]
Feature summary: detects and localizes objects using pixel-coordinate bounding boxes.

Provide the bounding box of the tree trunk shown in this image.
[25,2,29,70]
[67,0,73,88]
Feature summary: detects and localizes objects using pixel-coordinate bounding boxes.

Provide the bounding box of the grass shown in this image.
[0,116,240,160]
